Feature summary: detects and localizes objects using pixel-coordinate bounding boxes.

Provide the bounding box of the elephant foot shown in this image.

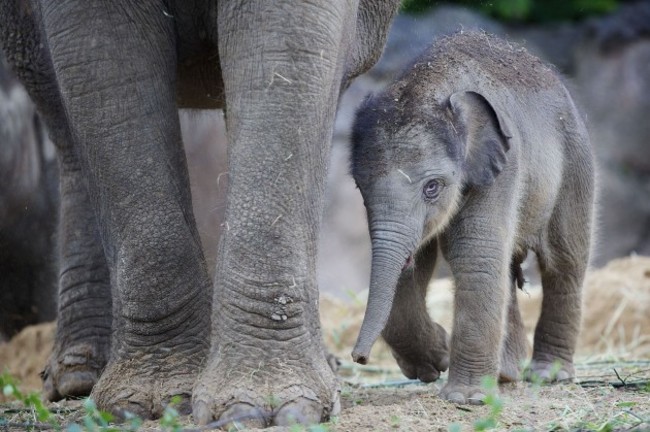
[192,349,340,428]
[439,382,488,405]
[524,356,575,383]
[42,342,108,402]
[90,356,199,420]
[384,321,450,383]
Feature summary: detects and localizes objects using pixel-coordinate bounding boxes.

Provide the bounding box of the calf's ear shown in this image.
[448,91,512,187]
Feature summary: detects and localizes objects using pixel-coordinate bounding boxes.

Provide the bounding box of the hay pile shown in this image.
[579,255,650,357]
[0,322,54,399]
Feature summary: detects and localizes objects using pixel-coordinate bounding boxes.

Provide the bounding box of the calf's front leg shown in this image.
[440,215,513,404]
[381,238,450,382]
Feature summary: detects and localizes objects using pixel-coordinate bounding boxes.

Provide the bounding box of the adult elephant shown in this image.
[0,0,399,427]
[0,54,58,342]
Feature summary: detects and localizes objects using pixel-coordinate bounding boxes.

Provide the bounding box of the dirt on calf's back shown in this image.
[400,32,560,95]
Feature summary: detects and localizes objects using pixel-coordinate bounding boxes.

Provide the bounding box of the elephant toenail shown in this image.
[446,392,465,404]
[468,392,486,405]
[114,401,150,421]
[219,403,267,429]
[556,370,571,381]
[192,400,213,425]
[273,399,322,426]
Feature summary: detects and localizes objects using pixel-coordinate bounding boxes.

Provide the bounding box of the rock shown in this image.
[574,1,650,265]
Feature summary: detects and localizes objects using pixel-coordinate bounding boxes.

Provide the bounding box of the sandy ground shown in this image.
[1,256,649,430]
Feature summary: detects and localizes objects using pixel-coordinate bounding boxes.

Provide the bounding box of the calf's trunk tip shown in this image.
[351,281,397,365]
[351,247,407,365]
[352,337,374,365]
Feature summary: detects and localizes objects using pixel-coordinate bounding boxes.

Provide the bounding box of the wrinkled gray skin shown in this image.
[0,55,57,341]
[351,32,595,405]
[0,0,399,427]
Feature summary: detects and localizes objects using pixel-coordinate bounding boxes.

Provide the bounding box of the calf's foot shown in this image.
[524,354,575,383]
[386,321,450,383]
[439,382,488,405]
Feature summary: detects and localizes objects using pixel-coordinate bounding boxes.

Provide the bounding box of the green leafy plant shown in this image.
[1,372,172,431]
[400,0,618,23]
[159,395,183,432]
[1,372,57,428]
[288,423,331,432]
[473,376,504,431]
[448,376,504,432]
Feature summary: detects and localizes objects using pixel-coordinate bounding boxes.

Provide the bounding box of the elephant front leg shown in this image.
[42,147,111,402]
[191,2,361,427]
[440,230,511,405]
[381,238,450,383]
[0,0,111,402]
[40,2,211,419]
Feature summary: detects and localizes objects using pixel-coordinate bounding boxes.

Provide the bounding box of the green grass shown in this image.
[1,372,179,432]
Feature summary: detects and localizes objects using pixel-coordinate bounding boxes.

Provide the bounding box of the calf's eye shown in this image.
[423,179,442,200]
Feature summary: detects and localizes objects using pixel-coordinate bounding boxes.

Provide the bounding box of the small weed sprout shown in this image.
[266,393,281,410]
[474,376,504,431]
[160,395,183,432]
[447,376,504,432]
[1,372,55,426]
[390,414,401,428]
[81,398,118,431]
[549,360,564,380]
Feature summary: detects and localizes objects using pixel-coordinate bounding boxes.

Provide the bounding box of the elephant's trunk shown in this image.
[352,221,418,364]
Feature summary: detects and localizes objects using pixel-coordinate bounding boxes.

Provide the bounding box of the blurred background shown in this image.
[1,1,649,365]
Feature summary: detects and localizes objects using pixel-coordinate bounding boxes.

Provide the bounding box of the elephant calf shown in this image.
[350,32,595,404]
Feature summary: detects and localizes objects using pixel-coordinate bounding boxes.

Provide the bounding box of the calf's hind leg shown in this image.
[381,238,450,383]
[498,262,528,382]
[528,152,594,382]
